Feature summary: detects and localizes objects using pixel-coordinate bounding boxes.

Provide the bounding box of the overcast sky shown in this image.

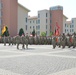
[18,0,76,20]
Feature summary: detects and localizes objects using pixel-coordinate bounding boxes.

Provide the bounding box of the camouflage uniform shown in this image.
[52,36,56,49]
[61,33,66,48]
[73,35,76,48]
[8,36,11,45]
[16,35,21,49]
[3,36,6,46]
[25,35,29,49]
[21,35,26,49]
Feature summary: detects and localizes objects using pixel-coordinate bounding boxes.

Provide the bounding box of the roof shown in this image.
[66,21,71,24]
[18,3,30,12]
[63,14,68,19]
[28,16,38,19]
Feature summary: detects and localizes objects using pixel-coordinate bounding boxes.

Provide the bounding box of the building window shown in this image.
[65,29,66,32]
[46,13,47,17]
[46,19,47,23]
[33,20,34,23]
[72,29,74,32]
[72,20,74,23]
[70,25,71,28]
[38,14,40,18]
[46,25,47,29]
[50,13,51,18]
[36,20,37,24]
[33,26,34,29]
[30,26,31,29]
[26,25,27,30]
[38,19,40,24]
[72,25,74,28]
[30,21,31,23]
[26,18,27,23]
[65,24,66,27]
[38,25,40,30]
[70,29,71,32]
[46,31,47,35]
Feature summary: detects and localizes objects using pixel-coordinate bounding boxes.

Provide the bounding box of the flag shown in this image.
[2,26,6,34]
[56,22,60,29]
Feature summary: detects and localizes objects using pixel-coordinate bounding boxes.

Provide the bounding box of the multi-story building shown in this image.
[50,6,63,35]
[37,9,50,36]
[0,0,30,36]
[18,3,30,35]
[63,15,68,33]
[64,18,76,35]
[28,16,37,35]
[1,0,18,36]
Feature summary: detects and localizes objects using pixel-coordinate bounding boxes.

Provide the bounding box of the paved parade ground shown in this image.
[0,44,76,75]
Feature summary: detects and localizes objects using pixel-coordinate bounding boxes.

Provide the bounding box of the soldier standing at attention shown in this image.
[3,35,6,46]
[16,34,21,49]
[21,34,26,49]
[25,33,29,49]
[8,35,11,46]
[52,36,56,49]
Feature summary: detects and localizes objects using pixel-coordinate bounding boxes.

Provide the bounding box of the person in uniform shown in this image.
[8,35,11,46]
[25,33,29,49]
[61,33,66,48]
[52,36,56,49]
[3,35,6,46]
[21,34,26,49]
[16,34,21,49]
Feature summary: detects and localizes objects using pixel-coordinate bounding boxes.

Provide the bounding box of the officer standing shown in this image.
[3,35,6,46]
[16,34,21,49]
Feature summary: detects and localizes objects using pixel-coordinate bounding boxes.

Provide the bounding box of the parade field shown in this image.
[0,44,76,75]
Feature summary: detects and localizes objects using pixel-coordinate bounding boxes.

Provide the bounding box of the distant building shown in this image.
[18,3,30,35]
[64,18,76,35]
[50,6,63,35]
[28,16,37,35]
[1,0,18,36]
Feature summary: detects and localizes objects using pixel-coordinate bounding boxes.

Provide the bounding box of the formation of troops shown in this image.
[0,33,76,49]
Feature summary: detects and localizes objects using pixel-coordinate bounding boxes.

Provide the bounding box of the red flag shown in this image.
[56,22,60,29]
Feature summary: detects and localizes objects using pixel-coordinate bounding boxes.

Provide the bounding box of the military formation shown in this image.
[0,33,76,49]
[52,33,76,49]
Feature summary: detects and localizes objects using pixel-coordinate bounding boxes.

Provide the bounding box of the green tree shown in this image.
[32,29,35,37]
[2,26,9,37]
[19,28,24,36]
[41,32,46,36]
[50,31,53,36]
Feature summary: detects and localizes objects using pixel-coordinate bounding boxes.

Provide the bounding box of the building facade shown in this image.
[28,16,37,35]
[18,3,30,35]
[50,6,63,35]
[1,0,18,36]
[37,10,50,36]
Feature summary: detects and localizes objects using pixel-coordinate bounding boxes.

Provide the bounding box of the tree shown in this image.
[50,31,53,36]
[2,26,9,37]
[41,32,46,37]
[19,28,24,36]
[32,29,35,37]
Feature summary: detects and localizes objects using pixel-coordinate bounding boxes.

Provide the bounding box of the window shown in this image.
[38,19,40,24]
[70,25,71,28]
[65,24,66,27]
[38,14,40,18]
[33,20,34,23]
[72,29,74,32]
[65,29,66,32]
[46,13,47,17]
[70,29,71,32]
[46,31,47,35]
[30,26,31,29]
[46,19,47,23]
[46,25,47,29]
[30,21,31,23]
[26,18,27,23]
[26,25,27,30]
[33,26,34,29]
[38,25,40,30]
[36,20,37,24]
